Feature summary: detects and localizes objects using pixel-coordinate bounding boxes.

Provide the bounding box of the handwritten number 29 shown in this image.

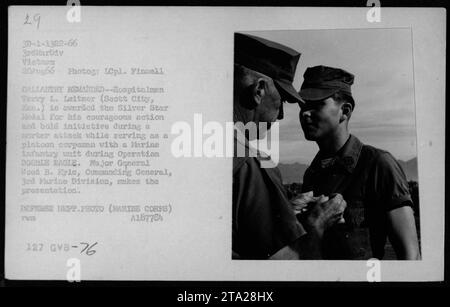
[24,13,41,30]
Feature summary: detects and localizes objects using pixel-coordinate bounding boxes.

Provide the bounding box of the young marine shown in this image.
[296,65,420,260]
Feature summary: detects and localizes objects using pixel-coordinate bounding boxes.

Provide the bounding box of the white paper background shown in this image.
[6,6,445,281]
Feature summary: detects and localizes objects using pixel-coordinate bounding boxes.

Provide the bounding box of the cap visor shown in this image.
[274,80,304,104]
[299,88,338,101]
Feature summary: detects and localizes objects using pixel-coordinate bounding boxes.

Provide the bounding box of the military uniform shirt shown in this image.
[302,135,413,259]
[233,131,306,259]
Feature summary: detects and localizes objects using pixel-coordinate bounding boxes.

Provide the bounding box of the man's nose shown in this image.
[277,103,284,120]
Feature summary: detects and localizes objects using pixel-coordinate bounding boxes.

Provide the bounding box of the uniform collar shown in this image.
[310,134,363,173]
[234,126,273,163]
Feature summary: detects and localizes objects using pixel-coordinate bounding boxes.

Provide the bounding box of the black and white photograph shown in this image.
[232,29,421,260]
[2,4,445,287]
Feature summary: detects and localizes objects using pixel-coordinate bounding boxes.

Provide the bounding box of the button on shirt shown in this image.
[302,135,413,259]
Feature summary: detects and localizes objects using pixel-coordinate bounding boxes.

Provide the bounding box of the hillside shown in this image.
[278,157,418,184]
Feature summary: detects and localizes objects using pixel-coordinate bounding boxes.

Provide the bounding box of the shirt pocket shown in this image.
[344,198,366,229]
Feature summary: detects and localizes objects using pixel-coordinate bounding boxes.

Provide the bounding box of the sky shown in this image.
[248,28,417,164]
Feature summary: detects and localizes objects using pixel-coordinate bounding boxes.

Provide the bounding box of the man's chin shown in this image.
[303,132,318,141]
[256,122,275,138]
[257,130,267,139]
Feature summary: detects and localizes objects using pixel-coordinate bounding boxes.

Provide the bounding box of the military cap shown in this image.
[235,33,304,103]
[299,65,355,103]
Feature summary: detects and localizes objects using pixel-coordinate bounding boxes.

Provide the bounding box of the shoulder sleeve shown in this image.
[372,151,413,211]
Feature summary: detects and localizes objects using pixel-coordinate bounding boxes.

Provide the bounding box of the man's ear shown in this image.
[252,78,268,106]
[340,102,353,122]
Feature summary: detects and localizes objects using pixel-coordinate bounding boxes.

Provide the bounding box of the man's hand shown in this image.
[289,192,347,259]
[290,191,318,215]
[300,193,347,237]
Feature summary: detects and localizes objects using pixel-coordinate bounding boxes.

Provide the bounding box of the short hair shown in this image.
[332,91,355,109]
[234,63,268,87]
[331,91,354,122]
